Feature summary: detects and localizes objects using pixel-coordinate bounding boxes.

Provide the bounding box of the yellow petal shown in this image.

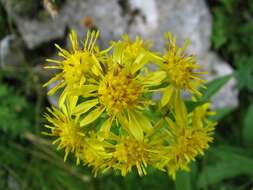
[55,44,71,58]
[69,30,78,51]
[132,110,153,134]
[68,95,78,112]
[131,52,149,74]
[148,52,164,64]
[46,58,61,64]
[58,87,69,109]
[174,90,187,126]
[141,71,166,87]
[44,65,61,69]
[160,86,174,107]
[73,99,99,115]
[128,110,144,140]
[43,74,62,87]
[47,81,65,96]
[113,43,124,64]
[70,85,98,96]
[80,106,105,127]
[99,118,113,139]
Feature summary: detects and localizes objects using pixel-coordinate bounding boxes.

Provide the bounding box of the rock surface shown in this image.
[0,0,238,108]
[202,52,238,109]
[0,35,24,68]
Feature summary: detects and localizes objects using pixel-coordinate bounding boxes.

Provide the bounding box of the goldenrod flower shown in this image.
[112,34,152,62]
[106,133,162,176]
[43,30,217,179]
[43,30,105,107]
[44,103,84,163]
[79,134,113,176]
[157,96,216,179]
[73,44,166,140]
[154,33,206,107]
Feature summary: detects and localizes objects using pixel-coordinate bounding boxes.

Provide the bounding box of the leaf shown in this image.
[212,8,228,49]
[235,56,253,92]
[199,74,232,102]
[209,107,235,122]
[185,101,207,113]
[197,146,253,188]
[242,103,253,146]
[73,99,99,115]
[175,171,192,190]
[80,106,105,127]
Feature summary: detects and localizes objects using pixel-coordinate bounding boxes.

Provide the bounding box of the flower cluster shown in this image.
[43,30,217,179]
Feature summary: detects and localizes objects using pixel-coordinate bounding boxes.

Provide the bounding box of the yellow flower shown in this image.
[43,30,105,107]
[157,96,216,179]
[79,134,113,176]
[154,33,206,107]
[112,136,149,176]
[42,30,217,178]
[72,44,166,140]
[44,103,84,163]
[112,34,152,62]
[107,133,162,176]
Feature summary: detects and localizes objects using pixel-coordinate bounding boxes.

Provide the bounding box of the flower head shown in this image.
[112,135,150,176]
[79,134,113,176]
[44,103,84,163]
[102,132,163,176]
[73,44,166,140]
[112,34,151,62]
[156,33,206,108]
[157,98,216,179]
[163,33,205,93]
[43,30,217,179]
[43,30,104,106]
[98,65,143,114]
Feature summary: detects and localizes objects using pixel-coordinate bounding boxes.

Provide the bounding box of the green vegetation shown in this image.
[211,0,253,93]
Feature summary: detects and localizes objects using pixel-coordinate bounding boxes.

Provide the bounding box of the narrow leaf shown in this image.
[242,103,253,146]
[199,74,232,101]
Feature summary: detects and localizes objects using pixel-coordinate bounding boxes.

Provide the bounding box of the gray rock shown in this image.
[0,0,212,55]
[0,0,66,49]
[0,0,124,49]
[201,52,239,109]
[127,0,212,57]
[0,34,24,68]
[0,0,238,108]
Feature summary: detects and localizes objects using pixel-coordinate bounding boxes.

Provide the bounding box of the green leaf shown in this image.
[235,56,253,92]
[209,107,235,122]
[175,171,192,190]
[212,8,228,49]
[197,146,253,188]
[242,103,253,146]
[199,74,232,102]
[185,101,207,113]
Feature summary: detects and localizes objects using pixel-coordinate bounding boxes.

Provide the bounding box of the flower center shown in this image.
[98,67,142,114]
[53,120,84,152]
[114,137,148,165]
[164,55,194,89]
[63,52,93,86]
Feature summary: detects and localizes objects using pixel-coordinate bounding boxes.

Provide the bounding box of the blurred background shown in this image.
[0,0,252,189]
